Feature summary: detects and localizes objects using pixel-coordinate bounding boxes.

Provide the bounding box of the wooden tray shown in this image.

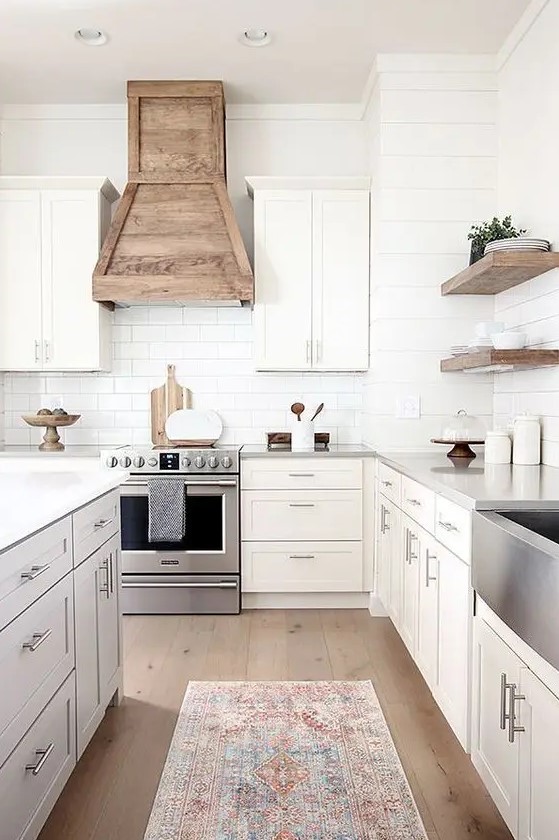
[267,432,330,450]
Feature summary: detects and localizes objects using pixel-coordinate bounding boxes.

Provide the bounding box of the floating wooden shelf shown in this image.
[441,252,559,296]
[441,349,559,373]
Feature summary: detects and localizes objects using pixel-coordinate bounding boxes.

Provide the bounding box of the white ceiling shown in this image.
[0,0,530,104]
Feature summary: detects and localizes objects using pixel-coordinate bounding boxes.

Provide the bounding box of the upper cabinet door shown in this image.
[0,191,43,370]
[311,191,370,371]
[253,191,313,370]
[41,190,109,371]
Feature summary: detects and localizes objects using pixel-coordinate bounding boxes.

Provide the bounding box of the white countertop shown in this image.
[378,451,559,510]
[0,459,127,552]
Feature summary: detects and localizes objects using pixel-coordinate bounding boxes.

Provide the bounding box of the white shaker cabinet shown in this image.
[0,177,118,372]
[472,618,524,837]
[518,669,559,840]
[74,532,121,758]
[247,177,370,372]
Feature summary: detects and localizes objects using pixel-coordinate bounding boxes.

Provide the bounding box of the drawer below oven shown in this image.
[121,550,239,575]
[121,575,240,615]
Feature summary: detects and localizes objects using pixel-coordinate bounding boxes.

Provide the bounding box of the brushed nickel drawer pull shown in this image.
[289,503,315,508]
[289,473,316,477]
[382,480,393,487]
[22,629,52,652]
[439,520,458,532]
[408,498,421,507]
[25,742,55,775]
[289,554,316,559]
[21,563,51,581]
[408,532,418,561]
[380,505,390,533]
[508,684,526,743]
[425,549,437,587]
[500,672,509,730]
[94,518,111,529]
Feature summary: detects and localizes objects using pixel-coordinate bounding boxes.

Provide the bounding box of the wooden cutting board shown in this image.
[150,365,192,446]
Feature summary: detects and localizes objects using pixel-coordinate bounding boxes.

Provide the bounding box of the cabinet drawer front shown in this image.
[242,490,362,541]
[377,462,401,505]
[0,574,74,767]
[435,496,471,562]
[73,489,119,567]
[401,476,435,533]
[0,517,72,632]
[241,458,362,490]
[242,541,363,592]
[0,672,76,840]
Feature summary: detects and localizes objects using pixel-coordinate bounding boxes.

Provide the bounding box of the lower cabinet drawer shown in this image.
[242,491,362,541]
[0,672,76,840]
[0,574,74,768]
[73,489,119,568]
[401,476,435,533]
[435,495,471,562]
[242,542,363,592]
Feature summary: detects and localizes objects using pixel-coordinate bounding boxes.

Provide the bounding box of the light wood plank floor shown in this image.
[39,610,512,840]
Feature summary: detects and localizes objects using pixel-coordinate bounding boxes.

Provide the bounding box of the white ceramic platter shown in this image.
[165,409,223,446]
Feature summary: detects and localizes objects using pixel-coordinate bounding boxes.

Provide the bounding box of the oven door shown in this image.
[120,476,239,574]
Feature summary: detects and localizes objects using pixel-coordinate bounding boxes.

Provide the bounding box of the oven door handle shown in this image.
[123,480,237,488]
[122,581,238,589]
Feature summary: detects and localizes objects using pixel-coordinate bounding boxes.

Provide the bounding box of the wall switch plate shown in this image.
[396,395,421,419]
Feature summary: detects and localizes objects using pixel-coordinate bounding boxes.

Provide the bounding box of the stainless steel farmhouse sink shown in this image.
[473,508,559,671]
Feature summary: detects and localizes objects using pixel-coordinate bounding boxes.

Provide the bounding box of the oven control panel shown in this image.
[101,447,240,474]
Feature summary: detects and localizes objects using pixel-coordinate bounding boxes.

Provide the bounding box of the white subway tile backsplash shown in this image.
[183,308,219,325]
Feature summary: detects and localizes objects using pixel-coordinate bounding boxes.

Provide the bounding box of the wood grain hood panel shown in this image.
[93,81,253,306]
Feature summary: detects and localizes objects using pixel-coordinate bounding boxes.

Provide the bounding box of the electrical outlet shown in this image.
[396,395,421,419]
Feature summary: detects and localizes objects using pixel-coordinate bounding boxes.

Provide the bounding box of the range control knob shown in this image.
[194,455,206,469]
[106,456,118,468]
[221,456,233,469]
[147,457,158,467]
[132,456,145,469]
[181,457,191,468]
[120,456,132,468]
[208,455,219,469]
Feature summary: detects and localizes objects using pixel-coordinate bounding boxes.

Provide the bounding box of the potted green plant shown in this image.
[468,216,526,264]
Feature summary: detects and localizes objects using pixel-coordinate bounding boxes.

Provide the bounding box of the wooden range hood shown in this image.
[93,81,253,306]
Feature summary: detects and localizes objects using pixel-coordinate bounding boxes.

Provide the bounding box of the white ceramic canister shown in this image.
[484,430,512,464]
[512,415,541,465]
[291,419,315,452]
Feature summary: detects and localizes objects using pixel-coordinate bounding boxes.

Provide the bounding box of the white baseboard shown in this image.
[368,593,388,617]
[242,592,369,610]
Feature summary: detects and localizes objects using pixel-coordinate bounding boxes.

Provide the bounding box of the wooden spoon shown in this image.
[310,402,324,422]
[290,402,305,422]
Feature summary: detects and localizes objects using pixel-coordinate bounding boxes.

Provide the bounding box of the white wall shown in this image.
[494,0,559,466]
[0,108,367,448]
[362,57,498,450]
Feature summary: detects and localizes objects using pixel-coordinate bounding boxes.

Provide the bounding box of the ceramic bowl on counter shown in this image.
[491,331,527,350]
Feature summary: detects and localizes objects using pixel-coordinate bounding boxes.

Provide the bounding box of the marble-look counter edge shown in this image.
[0,469,128,553]
[377,452,559,510]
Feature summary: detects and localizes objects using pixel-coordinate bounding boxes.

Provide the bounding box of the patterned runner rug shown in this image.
[144,681,427,840]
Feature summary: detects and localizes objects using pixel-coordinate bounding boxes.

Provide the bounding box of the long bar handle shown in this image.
[500,673,509,730]
[289,503,315,508]
[25,743,55,775]
[288,473,316,478]
[508,683,526,743]
[425,549,437,587]
[289,554,316,559]
[94,518,112,530]
[22,629,52,652]
[409,531,418,562]
[439,520,459,532]
[124,480,237,488]
[122,581,238,590]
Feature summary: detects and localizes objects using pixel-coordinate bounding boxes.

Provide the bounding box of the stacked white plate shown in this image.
[484,237,550,254]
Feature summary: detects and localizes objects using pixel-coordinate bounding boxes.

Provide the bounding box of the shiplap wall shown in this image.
[494,0,559,466]
[362,56,498,450]
[0,110,367,448]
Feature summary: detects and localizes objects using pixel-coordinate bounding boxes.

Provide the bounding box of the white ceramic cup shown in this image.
[291,419,315,452]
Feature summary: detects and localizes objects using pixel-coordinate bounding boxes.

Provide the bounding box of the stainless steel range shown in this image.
[102,445,241,615]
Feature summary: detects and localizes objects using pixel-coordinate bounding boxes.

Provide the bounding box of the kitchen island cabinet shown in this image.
[0,469,123,840]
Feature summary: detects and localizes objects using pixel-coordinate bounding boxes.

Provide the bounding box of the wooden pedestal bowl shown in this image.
[22,414,81,452]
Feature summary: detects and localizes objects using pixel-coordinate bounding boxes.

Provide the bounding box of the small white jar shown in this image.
[291,419,315,452]
[512,415,541,465]
[484,430,511,464]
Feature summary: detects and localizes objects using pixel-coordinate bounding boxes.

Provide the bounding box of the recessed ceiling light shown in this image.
[239,29,271,47]
[75,28,108,46]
